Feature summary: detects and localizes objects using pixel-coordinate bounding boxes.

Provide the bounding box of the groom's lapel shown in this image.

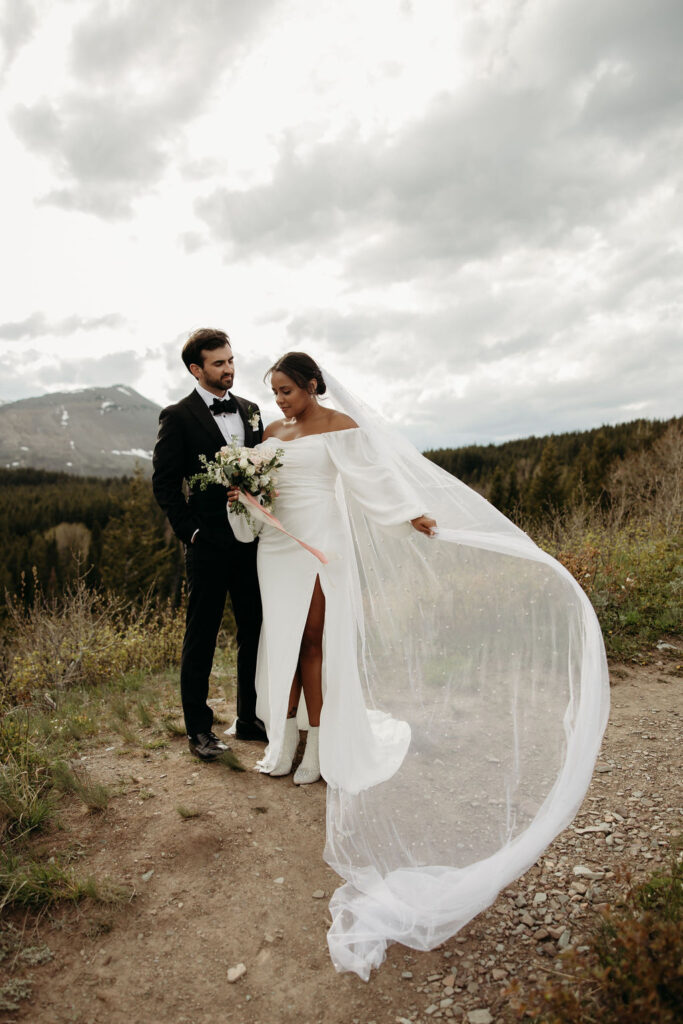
[186,390,225,452]
[235,396,254,446]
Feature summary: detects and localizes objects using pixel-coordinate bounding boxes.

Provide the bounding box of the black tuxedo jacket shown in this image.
[152,389,263,550]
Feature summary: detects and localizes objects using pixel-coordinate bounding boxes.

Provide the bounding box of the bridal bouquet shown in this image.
[190,440,327,561]
[190,440,284,520]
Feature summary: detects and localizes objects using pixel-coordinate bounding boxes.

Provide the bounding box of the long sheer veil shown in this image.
[320,371,610,979]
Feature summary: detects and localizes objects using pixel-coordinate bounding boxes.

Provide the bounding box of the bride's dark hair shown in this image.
[266,352,327,395]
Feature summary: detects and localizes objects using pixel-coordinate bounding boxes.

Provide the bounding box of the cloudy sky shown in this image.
[1,0,681,449]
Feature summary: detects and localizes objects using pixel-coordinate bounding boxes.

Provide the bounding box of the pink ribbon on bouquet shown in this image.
[239,490,328,565]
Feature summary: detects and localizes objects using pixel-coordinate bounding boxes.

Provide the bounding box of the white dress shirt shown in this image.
[194,382,245,445]
[190,383,245,545]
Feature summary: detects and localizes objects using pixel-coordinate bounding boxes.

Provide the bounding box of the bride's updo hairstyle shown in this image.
[266,351,327,396]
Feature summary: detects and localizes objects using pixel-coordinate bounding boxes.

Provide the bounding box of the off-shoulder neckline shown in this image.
[263,427,360,444]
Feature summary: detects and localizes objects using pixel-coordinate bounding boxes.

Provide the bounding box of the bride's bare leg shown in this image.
[291,578,324,785]
[270,581,323,778]
[287,666,302,718]
[298,577,325,727]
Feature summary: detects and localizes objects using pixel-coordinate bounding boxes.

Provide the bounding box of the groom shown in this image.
[152,328,266,760]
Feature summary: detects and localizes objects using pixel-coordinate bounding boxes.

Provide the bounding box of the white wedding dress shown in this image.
[234,379,610,982]
[254,428,420,791]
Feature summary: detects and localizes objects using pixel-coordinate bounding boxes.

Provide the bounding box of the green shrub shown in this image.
[0,852,126,910]
[0,977,33,1013]
[176,805,201,819]
[2,577,184,701]
[531,505,682,659]
[51,761,111,812]
[517,852,683,1024]
[0,717,51,842]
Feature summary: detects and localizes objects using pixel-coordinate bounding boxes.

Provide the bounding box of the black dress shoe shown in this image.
[188,731,230,760]
[234,719,268,742]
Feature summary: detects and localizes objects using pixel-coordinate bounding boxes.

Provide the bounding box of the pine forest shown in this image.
[0,414,680,659]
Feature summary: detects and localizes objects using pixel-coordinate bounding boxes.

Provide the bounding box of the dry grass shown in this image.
[50,761,111,812]
[3,575,184,701]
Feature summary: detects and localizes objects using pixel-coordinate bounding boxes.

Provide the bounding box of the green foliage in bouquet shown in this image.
[190,440,284,517]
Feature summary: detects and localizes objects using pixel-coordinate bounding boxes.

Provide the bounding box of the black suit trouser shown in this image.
[180,536,262,736]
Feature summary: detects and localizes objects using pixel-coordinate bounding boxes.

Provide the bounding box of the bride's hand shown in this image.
[410,515,437,537]
[227,486,240,506]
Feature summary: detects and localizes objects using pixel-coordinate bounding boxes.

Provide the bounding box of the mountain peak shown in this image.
[0,385,162,476]
[1,384,158,410]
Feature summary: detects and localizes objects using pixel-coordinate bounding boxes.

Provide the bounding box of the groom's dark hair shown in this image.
[182,328,231,371]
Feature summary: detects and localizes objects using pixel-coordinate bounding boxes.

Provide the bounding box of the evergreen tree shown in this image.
[566,442,589,503]
[506,468,520,517]
[100,469,175,601]
[88,521,103,587]
[528,439,563,515]
[45,537,61,594]
[585,430,611,502]
[488,467,507,510]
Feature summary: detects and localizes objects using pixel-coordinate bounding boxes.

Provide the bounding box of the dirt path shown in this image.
[3,660,681,1024]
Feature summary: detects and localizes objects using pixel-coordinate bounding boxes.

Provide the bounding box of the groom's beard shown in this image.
[205,371,234,393]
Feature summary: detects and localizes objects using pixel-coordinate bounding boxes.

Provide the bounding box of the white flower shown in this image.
[245,464,256,476]
[238,457,249,469]
[261,474,270,486]
[248,411,260,430]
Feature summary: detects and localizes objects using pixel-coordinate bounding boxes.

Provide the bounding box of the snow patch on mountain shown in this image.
[111,448,152,460]
[0,385,161,477]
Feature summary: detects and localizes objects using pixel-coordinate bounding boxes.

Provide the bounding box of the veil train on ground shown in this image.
[319,373,610,980]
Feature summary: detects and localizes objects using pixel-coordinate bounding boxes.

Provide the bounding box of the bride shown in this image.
[230,351,610,980]
[246,351,436,789]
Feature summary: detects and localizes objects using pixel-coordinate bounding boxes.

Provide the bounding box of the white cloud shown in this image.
[1,0,681,448]
[10,0,278,216]
[0,0,36,74]
[0,311,126,341]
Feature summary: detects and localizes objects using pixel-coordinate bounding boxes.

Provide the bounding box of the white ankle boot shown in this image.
[293,726,320,785]
[269,717,299,777]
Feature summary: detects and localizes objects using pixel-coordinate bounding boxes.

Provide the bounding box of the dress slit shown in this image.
[255,560,327,770]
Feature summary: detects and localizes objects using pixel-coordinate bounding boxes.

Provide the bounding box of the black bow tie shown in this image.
[210,396,237,416]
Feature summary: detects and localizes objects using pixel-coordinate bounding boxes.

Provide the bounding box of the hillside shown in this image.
[0,386,161,477]
[3,384,679,501]
[425,415,683,515]
[1,411,680,616]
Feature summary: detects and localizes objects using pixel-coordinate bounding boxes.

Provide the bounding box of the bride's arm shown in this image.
[325,428,436,534]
